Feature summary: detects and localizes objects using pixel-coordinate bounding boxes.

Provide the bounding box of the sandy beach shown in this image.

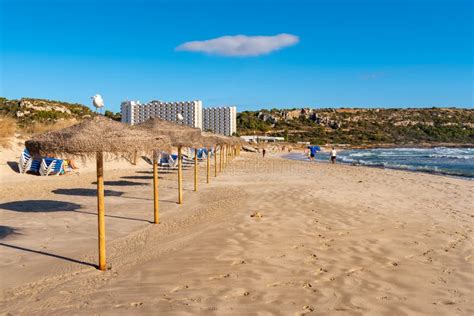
[0,147,473,315]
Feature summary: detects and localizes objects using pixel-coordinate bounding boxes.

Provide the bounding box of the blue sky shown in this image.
[0,0,472,112]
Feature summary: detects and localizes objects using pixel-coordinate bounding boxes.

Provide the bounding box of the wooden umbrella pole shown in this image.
[96,151,106,271]
[220,145,223,172]
[132,150,138,165]
[207,147,210,183]
[214,146,218,177]
[224,145,226,168]
[194,148,198,192]
[153,151,159,224]
[178,146,183,204]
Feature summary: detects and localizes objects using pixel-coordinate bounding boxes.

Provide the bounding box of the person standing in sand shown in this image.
[330,147,337,164]
[308,145,319,162]
[262,148,266,158]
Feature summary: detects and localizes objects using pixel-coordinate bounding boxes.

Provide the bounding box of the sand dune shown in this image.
[0,150,472,315]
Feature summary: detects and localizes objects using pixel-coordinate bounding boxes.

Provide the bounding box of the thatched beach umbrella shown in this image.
[201,132,223,182]
[230,136,244,158]
[26,116,169,271]
[207,134,229,174]
[138,118,203,204]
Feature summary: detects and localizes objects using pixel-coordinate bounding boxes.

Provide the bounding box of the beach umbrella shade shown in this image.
[25,116,169,271]
[201,132,225,181]
[137,118,205,204]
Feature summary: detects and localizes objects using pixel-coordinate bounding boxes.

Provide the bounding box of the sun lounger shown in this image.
[30,159,41,173]
[159,153,178,168]
[18,149,33,174]
[18,148,42,174]
[39,158,64,176]
[199,148,210,159]
[170,153,193,165]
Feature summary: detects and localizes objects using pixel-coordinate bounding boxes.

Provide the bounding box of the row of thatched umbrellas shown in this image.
[25,116,243,271]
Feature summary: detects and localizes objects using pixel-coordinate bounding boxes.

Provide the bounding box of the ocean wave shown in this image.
[283,147,474,178]
[428,154,473,160]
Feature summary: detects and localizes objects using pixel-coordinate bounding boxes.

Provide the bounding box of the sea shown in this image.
[283,147,474,179]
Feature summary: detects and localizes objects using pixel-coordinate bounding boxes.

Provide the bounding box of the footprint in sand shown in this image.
[314,267,328,276]
[250,212,263,219]
[208,273,231,280]
[170,285,189,293]
[303,283,317,292]
[346,267,364,276]
[266,282,281,287]
[130,302,143,307]
[295,305,315,315]
[293,244,305,250]
[224,288,251,299]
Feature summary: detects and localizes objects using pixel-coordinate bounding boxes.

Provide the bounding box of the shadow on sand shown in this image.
[91,180,149,186]
[121,175,167,180]
[136,170,180,175]
[0,200,81,212]
[7,161,20,173]
[52,188,124,197]
[0,242,96,268]
[72,209,152,223]
[0,226,20,239]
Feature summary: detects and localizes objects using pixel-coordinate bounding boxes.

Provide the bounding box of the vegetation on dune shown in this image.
[104,110,122,121]
[0,115,17,148]
[20,120,79,136]
[0,97,95,125]
[238,108,474,145]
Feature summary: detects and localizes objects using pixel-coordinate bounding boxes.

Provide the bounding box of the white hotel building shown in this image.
[203,106,237,136]
[121,100,203,129]
[121,100,237,136]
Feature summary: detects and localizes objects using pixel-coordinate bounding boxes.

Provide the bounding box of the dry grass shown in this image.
[0,115,17,148]
[20,119,78,136]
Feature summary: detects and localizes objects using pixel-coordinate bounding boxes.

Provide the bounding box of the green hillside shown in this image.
[0,97,122,125]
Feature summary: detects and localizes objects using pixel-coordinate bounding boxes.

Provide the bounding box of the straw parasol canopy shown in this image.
[137,117,204,148]
[201,132,227,147]
[26,116,170,157]
[229,136,245,146]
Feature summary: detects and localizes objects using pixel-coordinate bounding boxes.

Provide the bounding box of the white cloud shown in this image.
[176,33,299,57]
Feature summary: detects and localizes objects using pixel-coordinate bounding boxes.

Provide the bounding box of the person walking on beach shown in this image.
[262,148,266,158]
[308,145,319,162]
[330,147,337,164]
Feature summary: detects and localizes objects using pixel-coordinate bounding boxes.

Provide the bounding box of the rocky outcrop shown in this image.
[19,100,71,114]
